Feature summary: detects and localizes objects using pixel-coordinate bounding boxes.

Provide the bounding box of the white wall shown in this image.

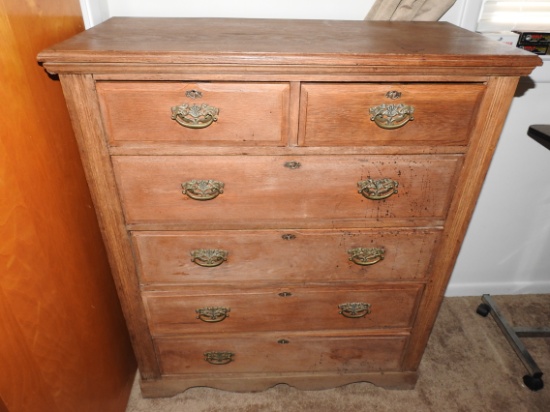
[79,0,109,28]
[448,77,550,296]
[82,0,471,25]
[105,0,375,20]
[80,0,550,297]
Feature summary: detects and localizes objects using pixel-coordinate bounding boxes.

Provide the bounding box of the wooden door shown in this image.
[0,1,137,411]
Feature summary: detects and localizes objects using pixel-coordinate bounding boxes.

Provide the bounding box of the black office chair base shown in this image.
[523,374,544,391]
[476,294,550,391]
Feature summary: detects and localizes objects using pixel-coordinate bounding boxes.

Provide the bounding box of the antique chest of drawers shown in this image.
[38,18,541,397]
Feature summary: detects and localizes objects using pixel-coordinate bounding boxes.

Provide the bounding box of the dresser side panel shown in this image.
[402,76,521,370]
[58,73,161,379]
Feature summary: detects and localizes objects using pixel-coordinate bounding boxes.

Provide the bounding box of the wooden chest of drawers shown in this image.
[38,18,541,397]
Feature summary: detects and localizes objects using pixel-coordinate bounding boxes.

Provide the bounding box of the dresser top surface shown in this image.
[38,17,541,75]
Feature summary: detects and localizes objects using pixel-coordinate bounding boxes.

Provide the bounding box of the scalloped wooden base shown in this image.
[140,371,418,398]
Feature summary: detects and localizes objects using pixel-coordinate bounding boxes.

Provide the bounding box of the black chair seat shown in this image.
[528,124,550,150]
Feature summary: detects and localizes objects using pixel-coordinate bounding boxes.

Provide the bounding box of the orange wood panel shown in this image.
[0,396,7,412]
[0,1,136,411]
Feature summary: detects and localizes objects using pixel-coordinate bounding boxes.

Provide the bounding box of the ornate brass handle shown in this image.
[348,247,385,266]
[182,179,224,201]
[204,351,234,365]
[171,103,219,129]
[358,178,398,200]
[338,302,371,318]
[191,249,228,267]
[196,307,231,323]
[369,103,414,130]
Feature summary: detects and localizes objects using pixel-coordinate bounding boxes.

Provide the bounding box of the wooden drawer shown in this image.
[133,229,439,285]
[96,82,290,146]
[143,284,422,335]
[113,154,462,229]
[299,83,485,146]
[156,331,408,375]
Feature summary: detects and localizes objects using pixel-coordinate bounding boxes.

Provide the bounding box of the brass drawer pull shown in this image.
[358,178,398,200]
[182,179,224,200]
[369,103,414,129]
[204,351,234,365]
[348,247,385,266]
[191,249,228,267]
[171,102,219,129]
[338,302,371,318]
[196,307,231,323]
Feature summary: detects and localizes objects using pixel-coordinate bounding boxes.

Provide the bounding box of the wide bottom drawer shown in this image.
[156,331,408,375]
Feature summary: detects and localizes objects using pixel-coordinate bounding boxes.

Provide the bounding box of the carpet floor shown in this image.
[126,295,550,412]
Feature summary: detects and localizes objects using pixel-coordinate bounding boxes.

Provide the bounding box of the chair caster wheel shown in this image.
[523,374,544,391]
[476,303,491,317]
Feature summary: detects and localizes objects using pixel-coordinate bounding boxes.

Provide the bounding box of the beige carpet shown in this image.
[126,295,550,411]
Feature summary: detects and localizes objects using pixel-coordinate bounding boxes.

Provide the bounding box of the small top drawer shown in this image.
[96,82,290,146]
[299,83,485,146]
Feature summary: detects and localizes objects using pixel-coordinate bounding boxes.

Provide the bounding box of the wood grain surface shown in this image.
[37,18,541,74]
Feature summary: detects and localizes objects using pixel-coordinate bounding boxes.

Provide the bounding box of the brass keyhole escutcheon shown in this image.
[185,89,203,99]
[284,161,301,169]
[385,90,402,100]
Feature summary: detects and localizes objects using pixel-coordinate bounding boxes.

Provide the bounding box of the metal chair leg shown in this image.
[476,294,550,391]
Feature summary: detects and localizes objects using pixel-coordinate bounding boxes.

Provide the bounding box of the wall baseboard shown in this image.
[445,281,550,297]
